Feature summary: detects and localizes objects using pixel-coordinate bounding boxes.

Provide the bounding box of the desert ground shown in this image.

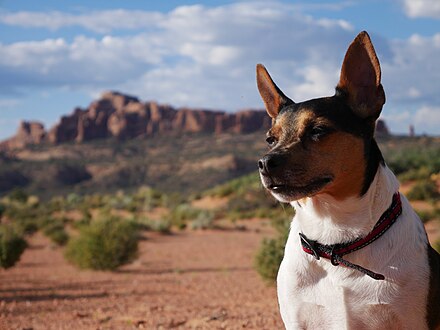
[0,220,283,329]
[1,194,438,330]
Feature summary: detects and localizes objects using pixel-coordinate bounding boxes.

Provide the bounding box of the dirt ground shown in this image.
[1,215,439,330]
[0,221,283,330]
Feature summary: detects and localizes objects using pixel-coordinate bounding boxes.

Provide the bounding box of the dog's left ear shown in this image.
[337,31,385,120]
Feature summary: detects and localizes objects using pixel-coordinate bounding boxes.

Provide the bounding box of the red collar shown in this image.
[300,192,402,280]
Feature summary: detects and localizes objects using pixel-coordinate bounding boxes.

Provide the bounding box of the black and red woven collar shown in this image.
[300,192,402,280]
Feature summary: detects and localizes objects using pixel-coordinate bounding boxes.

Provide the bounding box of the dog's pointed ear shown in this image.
[337,31,385,120]
[256,64,293,118]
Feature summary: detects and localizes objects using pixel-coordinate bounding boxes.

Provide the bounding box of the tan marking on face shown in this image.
[315,132,365,200]
[268,122,283,140]
[294,110,315,137]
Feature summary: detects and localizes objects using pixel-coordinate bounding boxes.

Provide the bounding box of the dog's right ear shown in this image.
[256,64,293,118]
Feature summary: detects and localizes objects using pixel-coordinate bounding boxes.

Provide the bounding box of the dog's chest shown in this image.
[298,279,402,328]
[277,201,430,329]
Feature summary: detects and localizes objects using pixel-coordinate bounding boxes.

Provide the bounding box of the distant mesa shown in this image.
[0,91,391,151]
[0,91,272,150]
[375,119,389,137]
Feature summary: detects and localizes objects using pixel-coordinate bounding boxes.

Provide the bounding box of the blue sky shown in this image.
[0,0,439,139]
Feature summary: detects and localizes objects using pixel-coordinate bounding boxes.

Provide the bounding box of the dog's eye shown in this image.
[266,136,277,147]
[309,126,331,141]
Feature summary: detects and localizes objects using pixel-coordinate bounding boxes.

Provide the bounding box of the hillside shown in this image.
[0,132,269,198]
[0,90,428,200]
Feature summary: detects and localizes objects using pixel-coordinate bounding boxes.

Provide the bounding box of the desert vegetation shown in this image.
[0,136,439,275]
[0,135,439,328]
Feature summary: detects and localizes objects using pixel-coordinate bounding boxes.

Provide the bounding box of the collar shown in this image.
[300,192,402,280]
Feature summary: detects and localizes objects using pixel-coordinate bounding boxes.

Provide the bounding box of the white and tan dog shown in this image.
[257,31,440,329]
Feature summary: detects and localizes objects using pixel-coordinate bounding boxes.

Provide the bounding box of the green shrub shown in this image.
[190,210,215,230]
[65,217,139,270]
[415,210,436,223]
[43,222,69,246]
[4,206,41,235]
[254,217,291,282]
[434,240,440,254]
[0,225,27,269]
[255,235,287,282]
[147,218,172,234]
[8,188,29,203]
[385,145,440,177]
[167,204,203,228]
[407,180,439,201]
[398,166,432,182]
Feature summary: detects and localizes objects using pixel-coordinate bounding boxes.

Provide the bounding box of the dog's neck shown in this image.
[292,164,400,245]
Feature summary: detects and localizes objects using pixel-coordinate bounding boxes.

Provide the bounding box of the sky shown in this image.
[0,0,439,139]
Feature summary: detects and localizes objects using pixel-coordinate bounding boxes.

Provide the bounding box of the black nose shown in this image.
[258,154,285,174]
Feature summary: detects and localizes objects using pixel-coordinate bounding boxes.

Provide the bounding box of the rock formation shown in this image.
[2,91,272,148]
[375,119,390,137]
[0,121,46,150]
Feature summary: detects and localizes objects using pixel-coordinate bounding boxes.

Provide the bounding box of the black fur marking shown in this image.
[427,244,440,329]
[361,139,384,196]
[276,94,383,196]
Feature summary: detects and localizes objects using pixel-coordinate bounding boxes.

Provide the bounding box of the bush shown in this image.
[8,188,29,203]
[190,210,215,230]
[254,217,291,282]
[144,218,172,234]
[0,225,27,269]
[255,235,287,282]
[407,180,439,201]
[65,217,139,270]
[43,222,69,246]
[434,240,440,254]
[398,166,431,182]
[167,204,203,229]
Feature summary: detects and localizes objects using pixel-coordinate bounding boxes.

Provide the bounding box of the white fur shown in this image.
[277,165,430,329]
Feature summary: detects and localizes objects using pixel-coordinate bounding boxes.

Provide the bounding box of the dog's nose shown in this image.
[258,154,285,174]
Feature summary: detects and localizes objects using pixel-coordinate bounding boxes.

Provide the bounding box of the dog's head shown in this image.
[257,31,385,203]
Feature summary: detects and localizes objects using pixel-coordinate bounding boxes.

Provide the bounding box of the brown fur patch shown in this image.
[315,132,365,200]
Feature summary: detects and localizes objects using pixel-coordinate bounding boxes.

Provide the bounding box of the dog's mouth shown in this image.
[264,176,333,202]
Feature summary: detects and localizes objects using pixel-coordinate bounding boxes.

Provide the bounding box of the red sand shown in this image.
[0,223,283,329]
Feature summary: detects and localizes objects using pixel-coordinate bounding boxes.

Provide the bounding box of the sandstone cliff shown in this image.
[2,91,271,149]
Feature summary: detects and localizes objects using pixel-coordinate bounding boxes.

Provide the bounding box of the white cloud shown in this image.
[382,33,440,106]
[401,0,440,19]
[0,98,20,109]
[0,2,439,135]
[0,9,163,33]
[414,106,440,134]
[0,2,355,110]
[290,65,340,101]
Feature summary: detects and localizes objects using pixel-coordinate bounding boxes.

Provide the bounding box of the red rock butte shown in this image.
[1,91,272,150]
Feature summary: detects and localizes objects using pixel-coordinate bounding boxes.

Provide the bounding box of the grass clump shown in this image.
[65,216,139,270]
[190,210,215,230]
[0,225,27,269]
[407,179,439,202]
[42,221,69,246]
[139,217,172,234]
[254,217,291,282]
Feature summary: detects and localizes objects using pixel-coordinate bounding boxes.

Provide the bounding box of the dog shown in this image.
[256,31,440,329]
